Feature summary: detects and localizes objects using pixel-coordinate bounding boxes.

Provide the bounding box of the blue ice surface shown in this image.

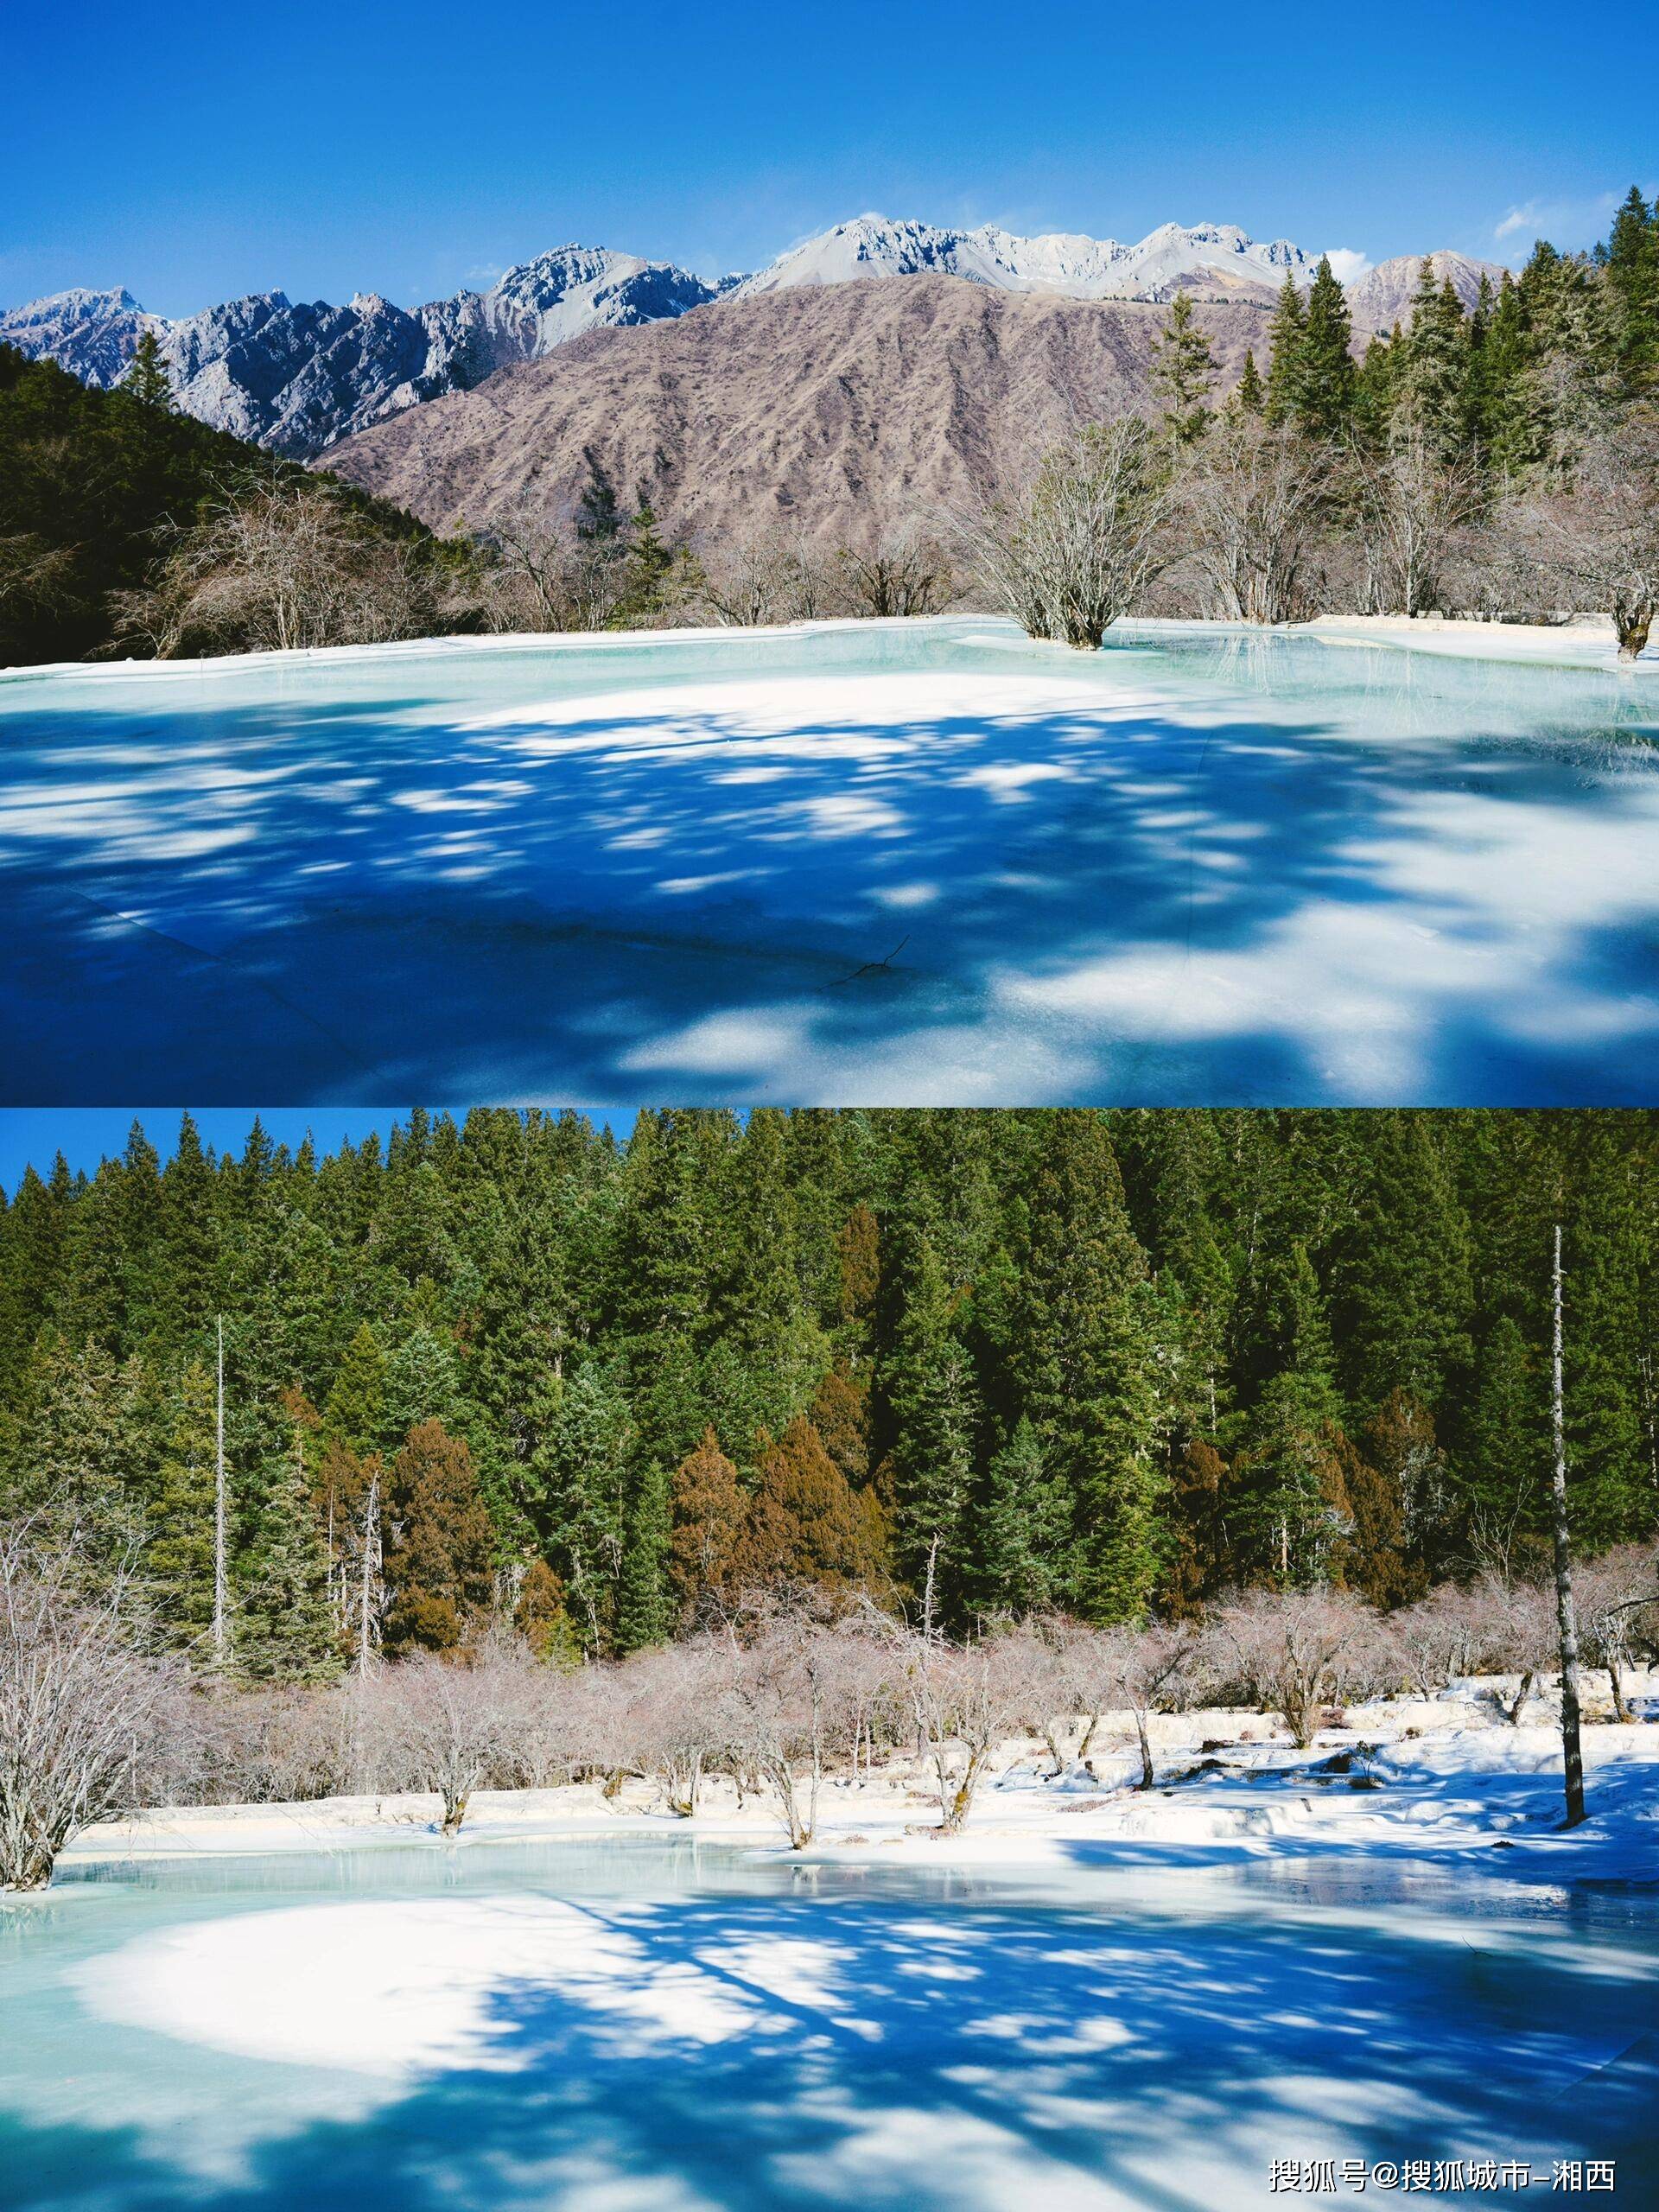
[2,615,1656,1105]
[4,1833,1657,2211]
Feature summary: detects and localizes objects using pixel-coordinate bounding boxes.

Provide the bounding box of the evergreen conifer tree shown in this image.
[240,1427,336,1680]
[1263,274,1308,425]
[1149,291,1217,445]
[879,1227,980,1623]
[119,330,173,410]
[382,1418,495,1654]
[669,1426,745,1617]
[1601,185,1659,385]
[1295,256,1357,439]
[614,1456,672,1651]
[966,1416,1064,1617]
[147,1357,219,1650]
[1012,1112,1165,1621]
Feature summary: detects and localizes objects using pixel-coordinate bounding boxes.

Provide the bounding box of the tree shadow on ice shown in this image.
[3,1890,1658,2211]
[2,665,1656,1103]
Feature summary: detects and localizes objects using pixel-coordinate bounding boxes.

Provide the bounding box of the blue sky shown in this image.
[4,1,1649,316]
[0,1110,633,1195]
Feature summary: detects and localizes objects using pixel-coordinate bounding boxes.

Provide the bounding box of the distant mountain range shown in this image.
[0,217,1503,461]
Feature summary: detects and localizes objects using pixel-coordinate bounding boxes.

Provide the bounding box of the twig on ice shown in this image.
[828,936,910,988]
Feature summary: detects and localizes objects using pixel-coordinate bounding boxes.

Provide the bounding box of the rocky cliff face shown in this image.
[0,288,156,386]
[0,250,719,456]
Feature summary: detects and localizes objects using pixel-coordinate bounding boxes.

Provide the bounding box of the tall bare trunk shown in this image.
[212,1316,228,1669]
[357,1472,379,1675]
[1550,1225,1586,1827]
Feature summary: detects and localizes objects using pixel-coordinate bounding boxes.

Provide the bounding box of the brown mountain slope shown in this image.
[1348,250,1507,329]
[321,275,1277,546]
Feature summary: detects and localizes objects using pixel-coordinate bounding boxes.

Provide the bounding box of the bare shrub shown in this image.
[365,1632,540,1835]
[954,418,1169,648]
[187,1681,354,1804]
[112,473,454,658]
[1502,421,1659,659]
[1206,1587,1384,1747]
[0,1521,188,1888]
[1173,415,1334,624]
[1350,428,1489,618]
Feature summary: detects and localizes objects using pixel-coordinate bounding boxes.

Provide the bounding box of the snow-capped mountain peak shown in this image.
[0,250,721,455]
[729,215,1318,302]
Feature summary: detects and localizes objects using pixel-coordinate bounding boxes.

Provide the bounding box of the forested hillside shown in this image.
[0,342,461,666]
[1,1109,1652,1679]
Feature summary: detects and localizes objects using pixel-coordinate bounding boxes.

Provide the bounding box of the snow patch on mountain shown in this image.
[730,213,1318,302]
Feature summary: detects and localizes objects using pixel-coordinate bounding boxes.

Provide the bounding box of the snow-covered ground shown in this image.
[9,1686,1658,2212]
[1300,613,1658,677]
[3,617,1656,1106]
[62,1676,1659,1874]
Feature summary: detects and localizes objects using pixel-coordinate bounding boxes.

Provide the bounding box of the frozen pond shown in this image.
[3,1834,1656,2210]
[2,617,1656,1104]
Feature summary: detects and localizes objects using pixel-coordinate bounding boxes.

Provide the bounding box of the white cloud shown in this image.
[1491,190,1627,257]
[1322,248,1372,285]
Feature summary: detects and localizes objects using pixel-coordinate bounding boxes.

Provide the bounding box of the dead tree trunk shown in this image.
[1550,1225,1586,1827]
[357,1471,379,1675]
[212,1315,228,1669]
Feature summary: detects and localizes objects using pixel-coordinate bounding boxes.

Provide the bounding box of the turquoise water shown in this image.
[2,618,1656,1104]
[3,1835,1657,2210]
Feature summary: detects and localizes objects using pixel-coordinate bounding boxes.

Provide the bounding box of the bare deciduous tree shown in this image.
[1503,420,1659,660]
[481,501,625,633]
[0,1521,185,1889]
[1101,1620,1209,1789]
[620,1635,731,1818]
[1573,1546,1659,1724]
[954,419,1169,648]
[367,1632,539,1836]
[867,1605,1024,1833]
[1173,414,1334,625]
[1207,1586,1383,1749]
[720,1594,859,1848]
[112,472,453,658]
[1384,1580,1490,1700]
[1351,427,1489,619]
[832,525,953,619]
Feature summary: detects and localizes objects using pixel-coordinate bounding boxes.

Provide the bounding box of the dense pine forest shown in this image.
[1,1109,1653,1681]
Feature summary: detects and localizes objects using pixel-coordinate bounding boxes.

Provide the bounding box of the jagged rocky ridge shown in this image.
[0,249,720,456]
[1,220,1504,459]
